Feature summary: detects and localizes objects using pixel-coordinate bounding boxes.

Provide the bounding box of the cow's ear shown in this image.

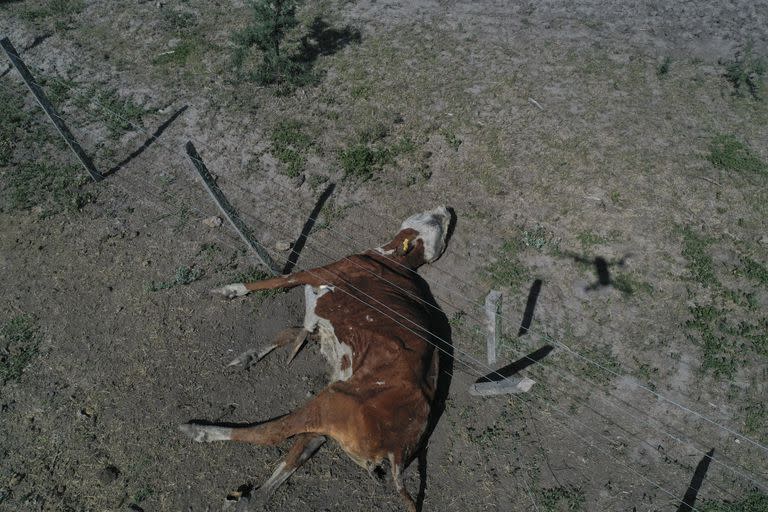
[396,237,413,256]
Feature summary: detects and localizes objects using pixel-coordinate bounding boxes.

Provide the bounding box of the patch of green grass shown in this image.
[708,134,767,176]
[307,173,329,191]
[339,143,391,182]
[743,402,767,442]
[680,226,718,287]
[521,226,558,252]
[700,492,768,512]
[577,230,609,250]
[1,162,95,215]
[612,272,654,296]
[152,37,201,67]
[21,0,85,20]
[271,120,312,178]
[737,256,768,285]
[148,266,204,292]
[441,128,462,151]
[1,315,41,385]
[707,134,768,174]
[76,88,148,138]
[723,47,766,100]
[539,486,585,512]
[160,9,198,33]
[0,88,28,166]
[485,239,528,290]
[315,199,354,230]
[574,345,621,385]
[685,304,736,378]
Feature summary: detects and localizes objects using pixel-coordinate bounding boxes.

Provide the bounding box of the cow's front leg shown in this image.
[210,262,347,298]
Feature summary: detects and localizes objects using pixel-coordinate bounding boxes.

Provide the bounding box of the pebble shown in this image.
[203,216,223,228]
[275,241,292,251]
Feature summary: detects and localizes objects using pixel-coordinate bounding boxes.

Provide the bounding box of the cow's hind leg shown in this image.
[228,327,309,368]
[258,434,326,499]
[389,453,418,512]
[180,396,324,446]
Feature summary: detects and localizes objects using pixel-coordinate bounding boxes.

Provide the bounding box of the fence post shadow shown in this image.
[103,105,188,176]
[475,345,554,384]
[282,182,335,274]
[677,448,715,512]
[519,279,543,336]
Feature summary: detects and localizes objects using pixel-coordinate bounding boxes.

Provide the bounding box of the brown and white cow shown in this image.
[180,206,454,511]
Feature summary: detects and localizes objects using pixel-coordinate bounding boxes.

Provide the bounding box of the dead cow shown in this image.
[180,206,454,511]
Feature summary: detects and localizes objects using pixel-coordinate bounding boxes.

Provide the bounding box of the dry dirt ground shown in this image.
[1,1,767,511]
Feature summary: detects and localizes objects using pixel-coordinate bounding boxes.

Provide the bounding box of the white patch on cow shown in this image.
[399,206,451,262]
[303,285,353,382]
[365,314,373,322]
[376,381,385,385]
[374,246,395,256]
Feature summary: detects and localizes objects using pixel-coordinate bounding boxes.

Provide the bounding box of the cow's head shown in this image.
[378,206,454,269]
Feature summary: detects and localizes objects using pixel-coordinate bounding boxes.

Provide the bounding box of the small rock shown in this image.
[275,241,292,252]
[98,465,120,485]
[203,216,223,228]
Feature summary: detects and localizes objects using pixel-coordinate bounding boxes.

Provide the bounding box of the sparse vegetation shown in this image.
[574,345,621,385]
[577,230,609,250]
[148,266,204,291]
[700,492,768,512]
[1,162,94,215]
[680,227,717,287]
[1,315,40,385]
[339,143,391,181]
[723,47,766,100]
[657,56,671,77]
[539,486,585,511]
[271,120,312,177]
[708,134,767,176]
[485,239,528,290]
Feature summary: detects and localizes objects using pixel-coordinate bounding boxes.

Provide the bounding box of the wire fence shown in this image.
[1,42,766,510]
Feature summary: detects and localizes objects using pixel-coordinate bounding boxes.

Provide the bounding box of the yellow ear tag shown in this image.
[402,238,410,253]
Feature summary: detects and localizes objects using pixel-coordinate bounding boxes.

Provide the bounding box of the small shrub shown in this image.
[339,144,390,182]
[723,47,766,99]
[232,0,316,90]
[148,266,204,291]
[539,486,585,512]
[271,120,312,177]
[708,134,766,176]
[657,56,672,77]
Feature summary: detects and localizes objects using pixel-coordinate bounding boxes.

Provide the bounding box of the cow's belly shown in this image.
[317,318,353,382]
[304,285,353,382]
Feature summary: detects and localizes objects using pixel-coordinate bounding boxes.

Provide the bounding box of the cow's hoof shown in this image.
[210,283,249,299]
[179,423,232,442]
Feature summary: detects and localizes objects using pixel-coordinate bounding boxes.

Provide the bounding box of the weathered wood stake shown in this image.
[469,377,536,397]
[485,290,503,365]
[185,141,281,276]
[1,36,103,182]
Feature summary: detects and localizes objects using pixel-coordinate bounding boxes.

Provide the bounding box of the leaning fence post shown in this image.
[1,36,103,182]
[184,141,281,276]
[485,290,503,365]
